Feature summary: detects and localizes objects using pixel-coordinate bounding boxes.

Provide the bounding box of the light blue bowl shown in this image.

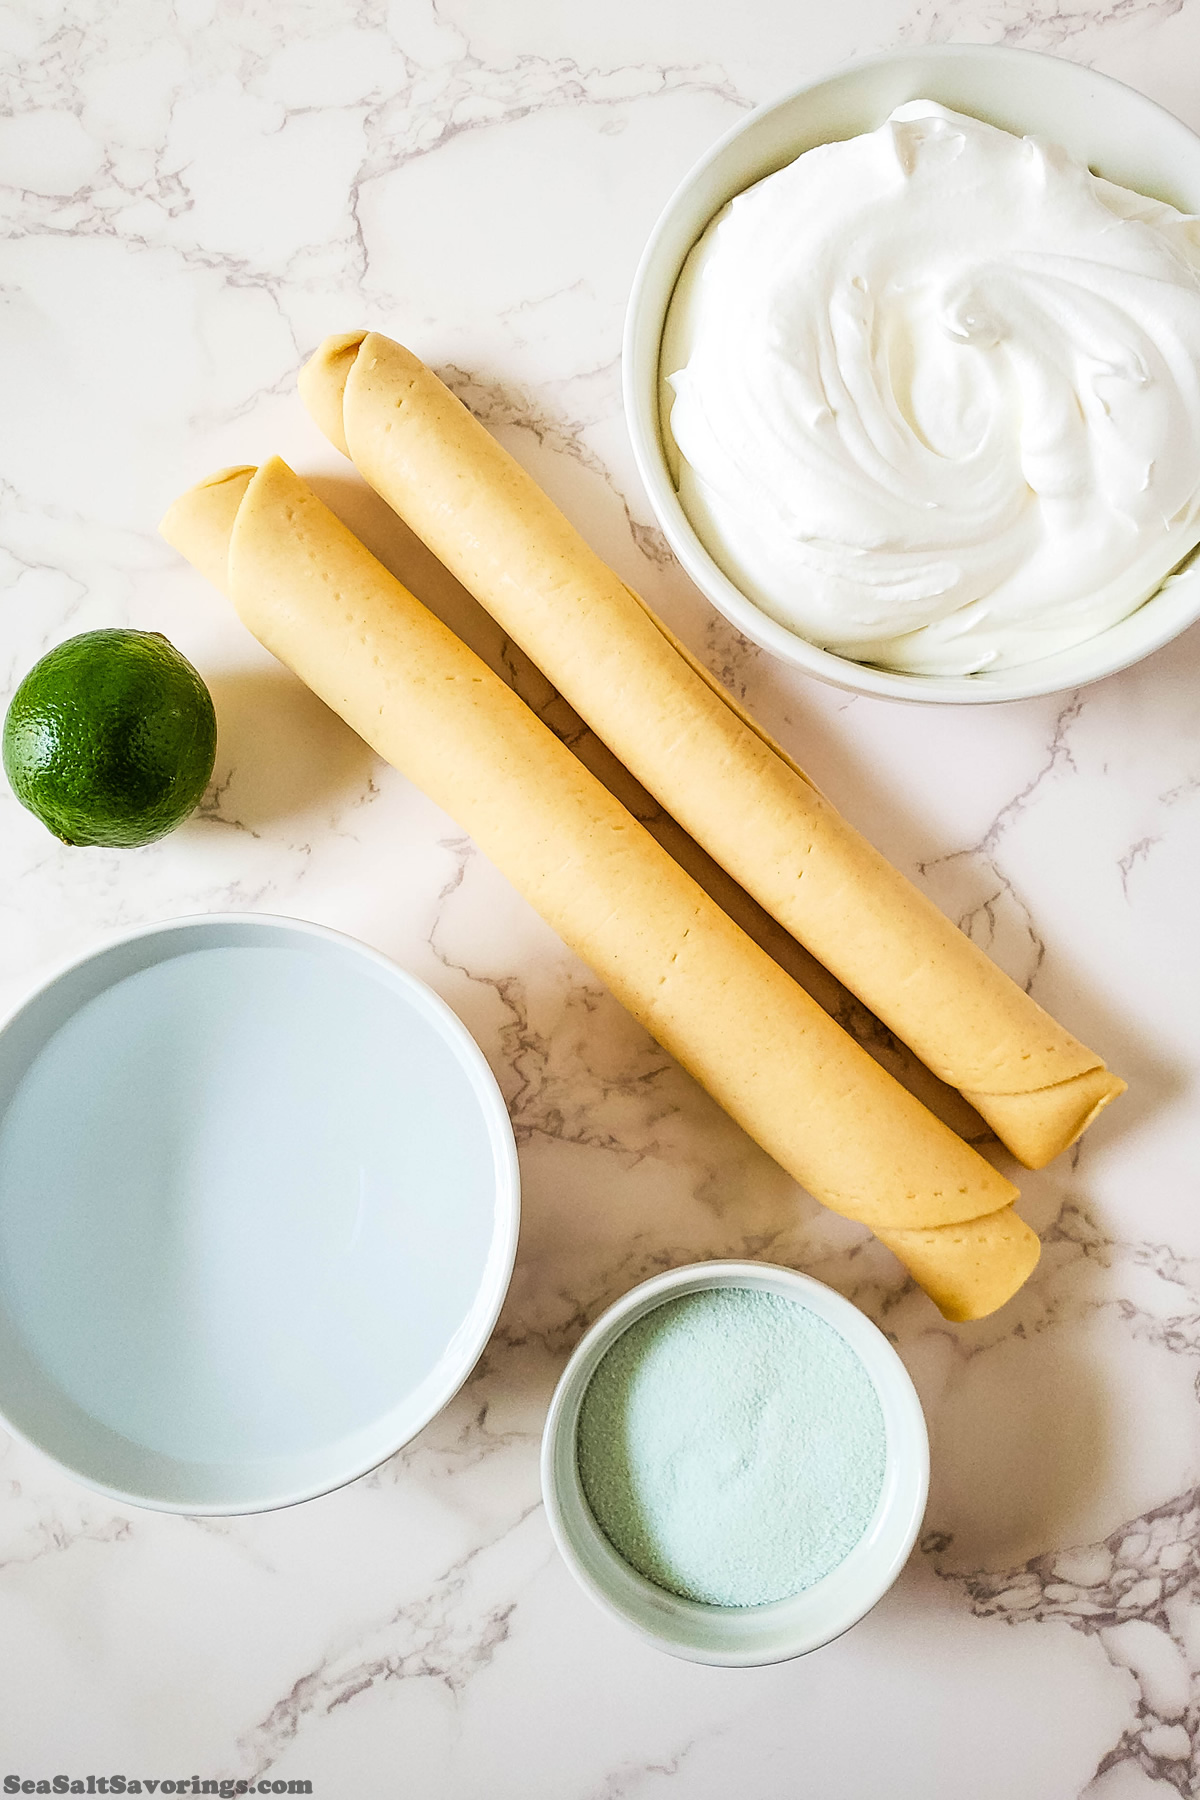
[0,915,519,1512]
[542,1262,928,1665]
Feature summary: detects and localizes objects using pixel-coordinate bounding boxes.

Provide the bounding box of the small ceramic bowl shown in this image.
[541,1261,928,1665]
[0,914,520,1512]
[623,44,1200,704]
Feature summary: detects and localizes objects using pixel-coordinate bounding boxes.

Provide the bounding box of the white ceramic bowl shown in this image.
[0,914,520,1513]
[541,1261,928,1665]
[624,44,1200,704]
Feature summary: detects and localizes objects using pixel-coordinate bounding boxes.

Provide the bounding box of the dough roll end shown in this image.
[967,1067,1127,1170]
[298,331,369,458]
[876,1207,1041,1323]
[159,465,255,596]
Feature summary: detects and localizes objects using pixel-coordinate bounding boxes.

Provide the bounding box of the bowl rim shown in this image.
[0,911,521,1514]
[540,1259,930,1666]
[622,42,1200,705]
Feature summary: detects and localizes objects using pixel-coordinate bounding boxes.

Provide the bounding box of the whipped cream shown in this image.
[663,102,1200,675]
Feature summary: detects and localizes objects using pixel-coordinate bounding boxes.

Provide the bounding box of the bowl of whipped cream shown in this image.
[624,45,1200,702]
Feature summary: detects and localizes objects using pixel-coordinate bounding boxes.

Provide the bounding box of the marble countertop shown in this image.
[3,1,1200,1795]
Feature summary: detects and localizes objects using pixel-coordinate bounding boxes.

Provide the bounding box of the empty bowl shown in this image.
[0,914,519,1512]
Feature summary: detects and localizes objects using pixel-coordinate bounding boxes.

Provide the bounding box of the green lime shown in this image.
[3,629,217,848]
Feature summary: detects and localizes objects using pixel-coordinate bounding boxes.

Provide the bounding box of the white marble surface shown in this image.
[2,1,1200,1794]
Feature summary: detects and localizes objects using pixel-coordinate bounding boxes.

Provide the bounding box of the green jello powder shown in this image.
[576,1286,887,1608]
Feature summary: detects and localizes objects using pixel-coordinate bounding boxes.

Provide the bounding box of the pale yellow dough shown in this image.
[161,457,1039,1321]
[299,330,1124,1169]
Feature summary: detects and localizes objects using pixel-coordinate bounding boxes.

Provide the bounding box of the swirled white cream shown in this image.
[663,102,1200,675]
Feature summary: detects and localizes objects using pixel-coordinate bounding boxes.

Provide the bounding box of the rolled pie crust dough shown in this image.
[299,331,1124,1169]
[161,457,1039,1321]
